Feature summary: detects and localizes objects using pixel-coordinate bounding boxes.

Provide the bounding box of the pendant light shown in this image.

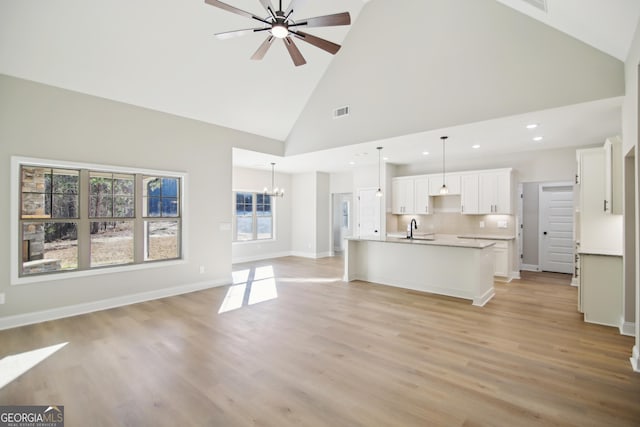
[376,147,383,197]
[439,136,449,195]
[263,162,284,197]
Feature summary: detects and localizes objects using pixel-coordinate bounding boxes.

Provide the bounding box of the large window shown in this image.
[17,160,183,279]
[233,192,273,242]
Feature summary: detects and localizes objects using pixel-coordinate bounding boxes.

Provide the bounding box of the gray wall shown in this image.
[0,74,282,320]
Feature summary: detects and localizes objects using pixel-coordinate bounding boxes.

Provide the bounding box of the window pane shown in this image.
[236,217,253,241]
[51,194,79,218]
[89,195,113,217]
[22,222,78,275]
[236,192,253,216]
[161,198,178,217]
[22,192,48,217]
[143,176,180,217]
[21,166,79,219]
[52,169,79,194]
[114,196,134,217]
[90,221,134,267]
[145,220,179,261]
[256,194,271,216]
[161,178,178,197]
[114,175,134,196]
[256,217,272,240]
[147,197,161,217]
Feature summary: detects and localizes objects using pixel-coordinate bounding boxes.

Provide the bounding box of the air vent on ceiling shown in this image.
[333,105,350,119]
[520,0,547,12]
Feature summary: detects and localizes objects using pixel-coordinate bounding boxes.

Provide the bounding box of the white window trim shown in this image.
[10,156,189,286]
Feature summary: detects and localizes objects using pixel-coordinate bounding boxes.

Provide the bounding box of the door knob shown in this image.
[543,231,547,235]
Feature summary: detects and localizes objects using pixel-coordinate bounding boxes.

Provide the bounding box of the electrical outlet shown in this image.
[479,221,485,228]
[497,220,508,229]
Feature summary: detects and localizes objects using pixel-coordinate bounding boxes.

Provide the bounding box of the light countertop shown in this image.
[456,234,516,240]
[346,236,495,249]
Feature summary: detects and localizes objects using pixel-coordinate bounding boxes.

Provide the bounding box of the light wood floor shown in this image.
[1,256,639,426]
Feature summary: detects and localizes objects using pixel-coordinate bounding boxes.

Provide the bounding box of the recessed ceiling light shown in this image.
[383,157,389,161]
[526,123,539,129]
[349,161,356,165]
[472,144,481,149]
[533,136,543,142]
[422,151,429,155]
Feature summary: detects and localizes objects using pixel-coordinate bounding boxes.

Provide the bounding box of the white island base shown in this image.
[344,238,496,306]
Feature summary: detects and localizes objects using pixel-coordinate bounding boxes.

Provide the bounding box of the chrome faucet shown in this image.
[408,218,418,239]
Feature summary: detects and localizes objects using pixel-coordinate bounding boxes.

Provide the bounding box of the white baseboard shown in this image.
[619,317,636,336]
[0,277,230,331]
[631,345,639,372]
[520,264,540,272]
[232,251,292,264]
[473,288,496,307]
[289,251,333,259]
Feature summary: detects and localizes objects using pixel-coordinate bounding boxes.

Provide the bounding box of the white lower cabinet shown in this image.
[492,241,509,277]
[580,254,622,327]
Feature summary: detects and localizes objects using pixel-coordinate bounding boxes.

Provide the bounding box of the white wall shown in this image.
[291,172,316,257]
[623,16,640,369]
[0,75,283,326]
[316,172,331,256]
[231,167,292,263]
[329,171,354,194]
[396,146,581,183]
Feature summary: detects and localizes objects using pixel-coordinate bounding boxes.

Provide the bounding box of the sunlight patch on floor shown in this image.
[220,266,278,313]
[0,342,68,389]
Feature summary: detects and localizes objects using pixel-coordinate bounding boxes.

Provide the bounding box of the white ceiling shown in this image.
[1,0,638,173]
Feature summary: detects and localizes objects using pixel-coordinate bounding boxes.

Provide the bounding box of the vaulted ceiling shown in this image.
[1,0,639,172]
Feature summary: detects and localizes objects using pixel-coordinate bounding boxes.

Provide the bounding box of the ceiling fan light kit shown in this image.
[205,0,351,66]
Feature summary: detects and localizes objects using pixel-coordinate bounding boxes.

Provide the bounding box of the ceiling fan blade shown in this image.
[204,0,270,25]
[215,27,268,40]
[291,31,340,55]
[283,37,306,66]
[284,0,307,16]
[251,36,275,60]
[257,0,277,19]
[292,11,351,28]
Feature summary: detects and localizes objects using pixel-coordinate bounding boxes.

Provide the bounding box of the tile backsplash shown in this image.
[393,213,515,236]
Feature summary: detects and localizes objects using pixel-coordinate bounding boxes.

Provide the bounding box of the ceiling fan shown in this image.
[205,0,351,66]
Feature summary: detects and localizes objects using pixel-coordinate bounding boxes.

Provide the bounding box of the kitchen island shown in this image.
[344,236,496,306]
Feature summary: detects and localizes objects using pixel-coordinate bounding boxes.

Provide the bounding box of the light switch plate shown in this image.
[479,221,485,228]
[0,293,5,304]
[497,220,508,229]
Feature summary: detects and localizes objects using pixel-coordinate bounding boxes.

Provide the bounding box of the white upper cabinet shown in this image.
[391,177,415,214]
[429,173,461,195]
[604,136,622,215]
[413,176,431,214]
[392,168,512,216]
[461,174,479,214]
[479,170,512,214]
[461,169,512,215]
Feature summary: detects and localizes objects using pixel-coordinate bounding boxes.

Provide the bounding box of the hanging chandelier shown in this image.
[263,162,284,197]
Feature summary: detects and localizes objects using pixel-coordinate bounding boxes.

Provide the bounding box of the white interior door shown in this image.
[539,184,574,274]
[357,188,381,239]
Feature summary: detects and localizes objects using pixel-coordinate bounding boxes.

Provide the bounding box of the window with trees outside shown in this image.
[18,161,183,279]
[233,192,273,241]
